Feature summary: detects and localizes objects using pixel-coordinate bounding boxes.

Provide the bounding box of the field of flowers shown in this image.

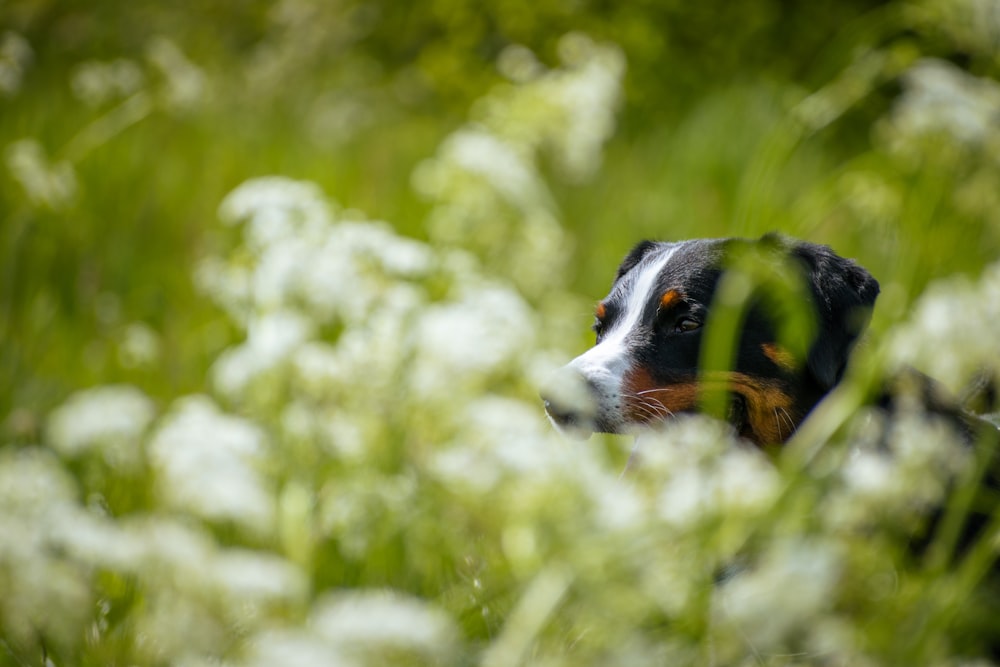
[3,1,1000,665]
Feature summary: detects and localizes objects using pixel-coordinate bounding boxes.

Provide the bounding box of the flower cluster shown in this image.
[888,259,1000,396]
[412,33,625,299]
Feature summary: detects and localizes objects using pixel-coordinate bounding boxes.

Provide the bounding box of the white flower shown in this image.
[412,283,535,395]
[656,467,710,527]
[714,447,780,514]
[146,37,206,111]
[843,448,895,497]
[132,589,225,663]
[46,384,155,467]
[716,539,840,650]
[887,260,1000,392]
[46,505,146,572]
[641,417,776,527]
[0,31,32,96]
[432,397,567,492]
[889,58,1000,148]
[311,590,458,658]
[551,35,625,181]
[123,517,217,586]
[293,224,431,323]
[242,629,355,667]
[194,256,253,322]
[70,58,145,106]
[0,452,93,648]
[118,321,162,368]
[4,138,77,208]
[210,548,308,605]
[443,128,549,211]
[0,447,76,517]
[147,396,274,532]
[212,310,315,398]
[497,44,544,83]
[217,176,333,246]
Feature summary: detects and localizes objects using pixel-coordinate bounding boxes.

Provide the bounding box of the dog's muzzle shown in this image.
[540,367,600,440]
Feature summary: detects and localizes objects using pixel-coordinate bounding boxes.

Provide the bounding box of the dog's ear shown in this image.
[781,236,880,389]
[615,240,659,281]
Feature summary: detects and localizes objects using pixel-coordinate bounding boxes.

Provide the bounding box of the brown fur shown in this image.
[623,367,800,445]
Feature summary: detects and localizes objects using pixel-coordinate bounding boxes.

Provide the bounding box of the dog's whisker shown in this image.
[777,407,795,437]
[625,394,674,422]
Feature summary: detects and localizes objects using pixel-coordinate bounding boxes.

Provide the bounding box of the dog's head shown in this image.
[541,234,880,445]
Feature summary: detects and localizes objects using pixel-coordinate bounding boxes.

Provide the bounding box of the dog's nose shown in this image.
[540,367,597,440]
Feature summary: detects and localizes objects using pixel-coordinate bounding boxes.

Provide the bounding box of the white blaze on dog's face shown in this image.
[542,239,706,438]
[561,244,682,434]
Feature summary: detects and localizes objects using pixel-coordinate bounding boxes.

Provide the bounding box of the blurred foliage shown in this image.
[2,0,1000,665]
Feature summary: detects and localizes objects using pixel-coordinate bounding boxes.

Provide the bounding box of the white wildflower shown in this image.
[412,283,535,395]
[4,138,77,208]
[210,548,308,605]
[317,474,417,559]
[586,470,647,532]
[46,384,155,467]
[217,176,333,246]
[311,590,458,658]
[194,255,253,322]
[212,310,314,398]
[242,629,355,667]
[320,412,369,461]
[716,539,840,649]
[146,37,206,111]
[251,236,313,309]
[132,590,226,663]
[843,448,895,497]
[292,286,422,399]
[329,221,434,278]
[551,34,625,181]
[431,445,503,492]
[70,58,145,106]
[118,321,162,368]
[432,397,562,492]
[0,451,94,648]
[292,341,351,394]
[0,31,32,96]
[656,467,711,527]
[643,417,777,526]
[887,260,1000,393]
[638,415,736,475]
[147,396,274,532]
[216,183,434,323]
[0,538,92,649]
[0,447,76,518]
[443,128,550,212]
[887,58,1000,149]
[124,517,218,585]
[293,223,431,322]
[714,447,781,514]
[461,397,555,472]
[497,44,544,83]
[46,505,145,572]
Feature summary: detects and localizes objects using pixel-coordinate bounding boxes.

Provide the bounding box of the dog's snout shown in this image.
[541,367,598,440]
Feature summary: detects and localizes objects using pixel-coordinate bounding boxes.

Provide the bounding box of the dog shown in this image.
[541,233,998,445]
[542,233,883,445]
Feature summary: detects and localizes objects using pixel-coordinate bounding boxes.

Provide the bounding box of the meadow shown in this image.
[2,1,1000,665]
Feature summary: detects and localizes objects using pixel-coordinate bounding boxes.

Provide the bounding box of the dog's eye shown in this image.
[674,317,701,333]
[592,317,605,337]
